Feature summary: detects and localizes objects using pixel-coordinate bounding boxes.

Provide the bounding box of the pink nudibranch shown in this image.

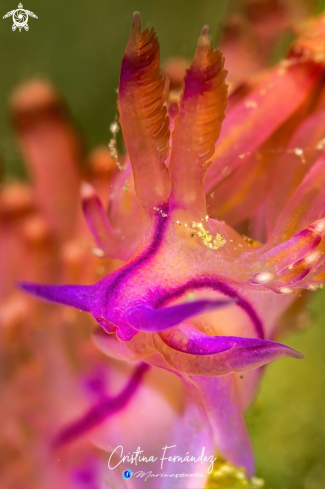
[19,11,325,478]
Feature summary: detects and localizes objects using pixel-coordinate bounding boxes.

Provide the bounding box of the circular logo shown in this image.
[13,8,28,27]
[122,469,133,479]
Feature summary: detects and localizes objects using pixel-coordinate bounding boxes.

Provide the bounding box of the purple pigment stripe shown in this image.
[182,70,206,100]
[154,277,265,339]
[52,362,150,448]
[103,203,169,306]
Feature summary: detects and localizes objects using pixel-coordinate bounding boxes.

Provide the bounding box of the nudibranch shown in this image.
[20,11,325,477]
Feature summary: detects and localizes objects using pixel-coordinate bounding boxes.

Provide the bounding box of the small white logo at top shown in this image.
[3,3,38,32]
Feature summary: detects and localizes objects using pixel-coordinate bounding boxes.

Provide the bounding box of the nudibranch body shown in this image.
[20,11,325,480]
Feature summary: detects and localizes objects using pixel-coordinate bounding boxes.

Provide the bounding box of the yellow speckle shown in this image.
[109,118,125,170]
[109,120,120,135]
[91,247,105,258]
[293,147,306,163]
[153,207,168,218]
[277,59,291,76]
[245,100,258,109]
[242,235,261,248]
[116,161,125,171]
[191,221,226,250]
[108,138,117,159]
[186,291,196,301]
[317,137,325,150]
[308,283,324,291]
[238,151,250,159]
[122,179,129,192]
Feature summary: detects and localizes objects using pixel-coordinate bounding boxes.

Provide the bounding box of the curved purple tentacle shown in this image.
[52,362,150,448]
[127,299,233,332]
[154,326,304,376]
[153,277,265,339]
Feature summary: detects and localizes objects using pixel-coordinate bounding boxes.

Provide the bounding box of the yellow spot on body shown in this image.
[252,272,274,284]
[245,100,258,109]
[238,151,250,159]
[242,235,261,247]
[187,221,226,250]
[108,138,117,159]
[308,283,324,291]
[91,247,105,258]
[317,137,325,150]
[153,207,168,218]
[109,120,120,136]
[116,161,125,171]
[293,147,306,163]
[123,179,129,192]
[277,59,291,76]
[186,292,196,301]
[279,287,295,294]
[109,119,125,170]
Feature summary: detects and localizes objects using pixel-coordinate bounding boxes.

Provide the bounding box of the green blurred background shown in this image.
[1,0,325,488]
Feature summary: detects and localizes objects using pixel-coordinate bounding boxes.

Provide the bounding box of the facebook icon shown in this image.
[122,469,133,480]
